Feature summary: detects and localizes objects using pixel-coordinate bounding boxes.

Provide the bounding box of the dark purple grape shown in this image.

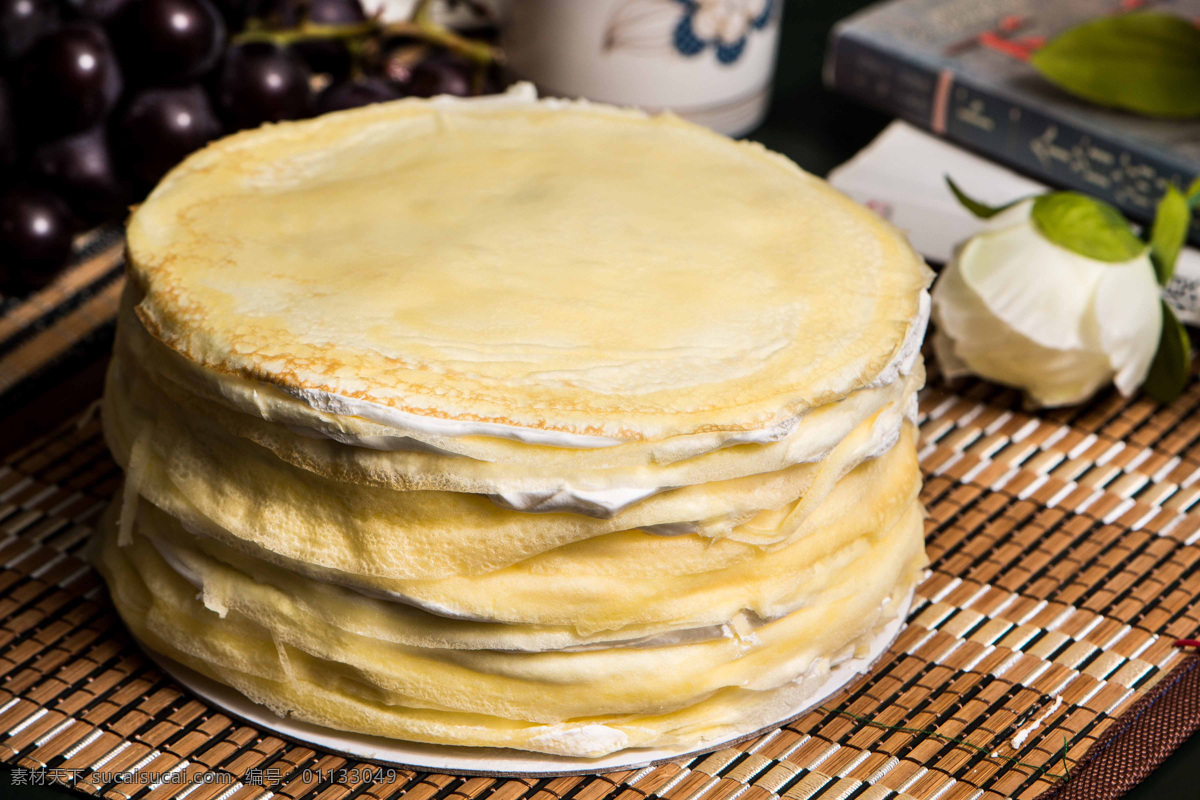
[315,76,401,114]
[248,0,300,27]
[0,187,74,291]
[380,40,424,85]
[112,0,225,83]
[17,22,122,138]
[406,57,472,98]
[65,0,134,22]
[292,0,365,78]
[216,42,312,130]
[0,0,59,62]
[0,79,15,169]
[306,0,364,27]
[115,84,222,188]
[30,127,129,223]
[206,0,255,27]
[481,60,512,95]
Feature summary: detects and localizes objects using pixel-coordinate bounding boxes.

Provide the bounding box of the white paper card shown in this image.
[827,122,1200,326]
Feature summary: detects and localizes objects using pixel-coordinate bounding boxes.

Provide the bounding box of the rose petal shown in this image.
[1091,256,1162,396]
[957,219,1106,351]
[932,328,971,380]
[933,249,1113,406]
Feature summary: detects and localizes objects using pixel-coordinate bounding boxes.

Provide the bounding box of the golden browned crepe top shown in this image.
[125,89,931,442]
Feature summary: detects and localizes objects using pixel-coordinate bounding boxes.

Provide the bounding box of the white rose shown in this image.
[932,200,1162,407]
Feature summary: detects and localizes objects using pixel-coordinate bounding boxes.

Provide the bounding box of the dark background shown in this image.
[5,0,1200,796]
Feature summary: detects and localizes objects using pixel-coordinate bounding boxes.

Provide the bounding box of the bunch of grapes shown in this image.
[0,0,502,293]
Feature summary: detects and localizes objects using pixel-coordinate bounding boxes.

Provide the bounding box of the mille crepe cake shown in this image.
[97,85,933,758]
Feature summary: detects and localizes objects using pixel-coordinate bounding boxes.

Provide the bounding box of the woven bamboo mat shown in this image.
[0,226,124,414]
[3,242,1200,799]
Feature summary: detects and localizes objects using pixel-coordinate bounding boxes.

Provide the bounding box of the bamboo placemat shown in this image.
[2,242,1200,799]
[0,226,125,413]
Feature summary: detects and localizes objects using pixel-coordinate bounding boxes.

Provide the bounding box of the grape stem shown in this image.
[235,21,376,46]
[412,0,435,23]
[386,19,494,65]
[233,5,497,65]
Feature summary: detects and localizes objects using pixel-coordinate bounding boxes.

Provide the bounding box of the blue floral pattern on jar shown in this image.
[672,0,775,64]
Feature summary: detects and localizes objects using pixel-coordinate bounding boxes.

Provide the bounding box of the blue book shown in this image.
[824,0,1200,240]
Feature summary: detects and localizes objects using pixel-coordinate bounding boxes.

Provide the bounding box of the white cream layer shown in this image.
[150,524,773,651]
[278,290,930,455]
[266,292,928,517]
[489,384,918,517]
[144,521,904,654]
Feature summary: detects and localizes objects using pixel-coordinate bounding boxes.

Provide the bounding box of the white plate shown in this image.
[145,589,911,777]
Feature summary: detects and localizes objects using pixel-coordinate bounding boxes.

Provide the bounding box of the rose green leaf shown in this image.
[1150,184,1190,285]
[1144,301,1193,404]
[1031,192,1146,263]
[945,176,1023,219]
[1029,12,1200,119]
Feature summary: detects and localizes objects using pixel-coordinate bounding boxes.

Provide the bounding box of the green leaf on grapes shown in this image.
[1150,185,1190,285]
[1031,192,1146,262]
[1188,175,1200,209]
[945,176,1022,219]
[1144,301,1193,404]
[1029,12,1200,118]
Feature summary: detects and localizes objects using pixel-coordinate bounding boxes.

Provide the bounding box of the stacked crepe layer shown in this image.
[97,86,934,758]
